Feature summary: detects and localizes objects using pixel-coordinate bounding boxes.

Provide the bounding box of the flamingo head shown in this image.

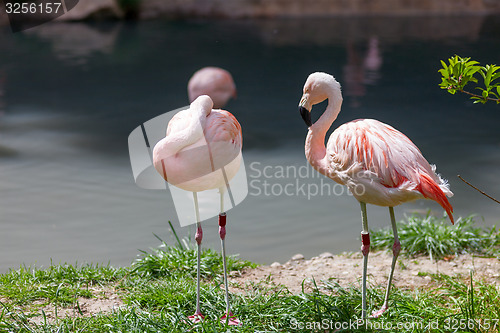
[299,72,341,127]
[191,95,213,116]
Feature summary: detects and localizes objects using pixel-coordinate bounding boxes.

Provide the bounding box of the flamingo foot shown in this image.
[220,312,242,326]
[370,304,388,318]
[187,312,205,323]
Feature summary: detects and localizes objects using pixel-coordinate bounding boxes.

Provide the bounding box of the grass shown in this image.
[0,215,498,332]
[131,233,256,280]
[0,263,124,307]
[370,214,500,261]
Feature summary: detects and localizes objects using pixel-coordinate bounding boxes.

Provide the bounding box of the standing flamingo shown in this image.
[153,95,242,326]
[298,72,453,319]
[188,67,237,109]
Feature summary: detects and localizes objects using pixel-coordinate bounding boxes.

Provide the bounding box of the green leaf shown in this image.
[453,63,460,79]
[465,66,481,76]
[491,72,500,82]
[438,69,450,79]
[484,65,495,87]
[479,67,487,79]
[440,60,448,71]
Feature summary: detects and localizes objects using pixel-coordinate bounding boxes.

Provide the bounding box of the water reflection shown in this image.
[343,37,383,107]
[0,16,499,272]
[24,23,121,65]
[254,16,484,45]
[0,69,5,113]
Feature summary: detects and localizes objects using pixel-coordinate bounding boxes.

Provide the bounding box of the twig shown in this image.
[458,89,500,103]
[458,175,500,204]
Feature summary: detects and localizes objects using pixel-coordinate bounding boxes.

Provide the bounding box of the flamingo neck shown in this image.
[162,107,208,155]
[305,90,342,175]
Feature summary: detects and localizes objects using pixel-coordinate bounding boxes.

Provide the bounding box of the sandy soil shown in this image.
[28,287,124,325]
[229,251,500,294]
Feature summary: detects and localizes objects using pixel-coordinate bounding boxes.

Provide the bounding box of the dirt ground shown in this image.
[229,251,500,294]
[28,287,124,325]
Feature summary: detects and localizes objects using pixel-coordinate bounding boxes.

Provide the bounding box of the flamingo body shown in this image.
[299,72,453,319]
[153,95,242,192]
[188,67,237,109]
[324,118,453,220]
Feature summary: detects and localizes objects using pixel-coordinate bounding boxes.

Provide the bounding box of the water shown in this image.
[0,16,499,272]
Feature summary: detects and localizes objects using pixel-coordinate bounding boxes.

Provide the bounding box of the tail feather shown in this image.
[417,173,454,224]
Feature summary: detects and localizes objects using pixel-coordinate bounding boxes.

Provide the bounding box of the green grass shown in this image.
[0,215,499,332]
[370,214,500,261]
[131,234,256,280]
[0,263,125,307]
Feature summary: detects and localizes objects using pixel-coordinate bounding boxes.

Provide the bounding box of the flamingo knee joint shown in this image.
[218,213,227,240]
[393,240,401,257]
[195,225,203,245]
[361,232,370,257]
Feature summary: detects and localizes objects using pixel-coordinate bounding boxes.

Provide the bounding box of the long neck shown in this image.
[155,106,207,157]
[305,90,343,175]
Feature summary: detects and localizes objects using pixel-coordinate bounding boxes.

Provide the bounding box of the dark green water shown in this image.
[0,16,499,272]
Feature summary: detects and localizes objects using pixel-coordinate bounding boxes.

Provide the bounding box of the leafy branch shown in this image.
[439,55,500,104]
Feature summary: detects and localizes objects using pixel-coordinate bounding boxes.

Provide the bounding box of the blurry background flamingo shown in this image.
[188,67,237,109]
[298,72,453,319]
[152,95,243,325]
[342,37,383,107]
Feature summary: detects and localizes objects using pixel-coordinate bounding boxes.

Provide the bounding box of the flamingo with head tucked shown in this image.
[298,72,453,319]
[188,67,237,109]
[153,95,242,326]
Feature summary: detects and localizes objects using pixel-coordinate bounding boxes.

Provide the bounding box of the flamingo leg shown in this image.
[218,188,241,326]
[360,201,370,320]
[371,206,401,318]
[188,192,204,323]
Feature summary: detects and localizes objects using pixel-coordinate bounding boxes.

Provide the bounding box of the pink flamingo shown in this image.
[152,95,242,326]
[188,67,237,109]
[298,72,454,319]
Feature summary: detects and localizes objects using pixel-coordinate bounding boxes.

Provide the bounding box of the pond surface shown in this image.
[0,16,499,272]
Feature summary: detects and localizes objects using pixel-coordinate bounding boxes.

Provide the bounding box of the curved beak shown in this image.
[299,95,312,127]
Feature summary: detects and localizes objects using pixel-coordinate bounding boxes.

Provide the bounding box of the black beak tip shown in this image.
[299,106,312,127]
